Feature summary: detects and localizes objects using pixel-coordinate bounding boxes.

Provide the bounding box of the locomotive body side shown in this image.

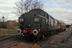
[18,9,66,40]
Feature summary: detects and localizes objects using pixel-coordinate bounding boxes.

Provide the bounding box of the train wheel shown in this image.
[17,35,24,40]
[33,32,42,42]
[41,34,46,40]
[39,32,46,40]
[44,32,48,37]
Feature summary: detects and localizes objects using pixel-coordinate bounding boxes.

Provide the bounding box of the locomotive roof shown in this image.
[21,9,50,17]
[20,9,56,20]
[29,9,50,16]
[29,9,46,13]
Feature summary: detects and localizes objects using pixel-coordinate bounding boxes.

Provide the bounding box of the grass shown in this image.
[0,28,18,37]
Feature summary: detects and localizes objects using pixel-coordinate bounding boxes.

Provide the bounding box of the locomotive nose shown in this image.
[32,29,38,36]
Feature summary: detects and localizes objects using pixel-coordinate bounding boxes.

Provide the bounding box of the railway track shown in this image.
[0,35,41,48]
[37,26,72,48]
[0,26,72,48]
[0,35,17,48]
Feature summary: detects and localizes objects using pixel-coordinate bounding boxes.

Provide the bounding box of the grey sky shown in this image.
[0,0,72,24]
[0,0,17,21]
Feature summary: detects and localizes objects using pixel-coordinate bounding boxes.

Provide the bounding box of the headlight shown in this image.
[32,29,38,35]
[17,29,21,33]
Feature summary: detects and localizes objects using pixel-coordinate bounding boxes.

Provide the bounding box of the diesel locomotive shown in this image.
[18,9,66,40]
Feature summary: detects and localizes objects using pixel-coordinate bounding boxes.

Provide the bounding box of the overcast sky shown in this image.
[0,0,72,24]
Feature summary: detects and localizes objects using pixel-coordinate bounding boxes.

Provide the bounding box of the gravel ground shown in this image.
[38,26,72,48]
[0,26,72,48]
[0,35,41,48]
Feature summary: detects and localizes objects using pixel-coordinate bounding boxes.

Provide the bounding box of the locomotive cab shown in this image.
[18,14,43,38]
[18,12,48,41]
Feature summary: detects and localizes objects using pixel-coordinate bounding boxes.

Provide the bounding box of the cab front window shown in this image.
[19,18,24,23]
[34,18,40,28]
[34,18,39,22]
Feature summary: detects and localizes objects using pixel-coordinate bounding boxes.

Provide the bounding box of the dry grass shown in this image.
[0,28,18,36]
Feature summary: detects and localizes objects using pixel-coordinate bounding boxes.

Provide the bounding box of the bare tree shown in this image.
[15,0,43,16]
[15,0,25,16]
[24,0,43,11]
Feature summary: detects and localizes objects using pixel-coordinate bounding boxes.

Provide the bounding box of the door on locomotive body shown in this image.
[40,16,50,37]
[40,16,49,33]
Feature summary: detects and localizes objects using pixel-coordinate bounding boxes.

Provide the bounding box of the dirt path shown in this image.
[38,26,72,48]
[0,26,72,48]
